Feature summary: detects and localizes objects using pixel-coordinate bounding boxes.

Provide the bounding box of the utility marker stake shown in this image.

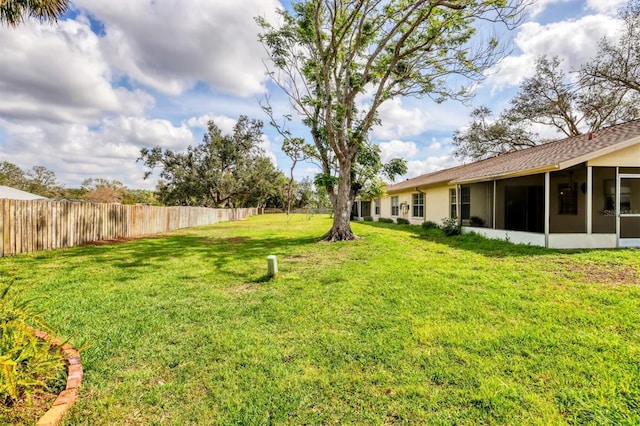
[267,255,278,278]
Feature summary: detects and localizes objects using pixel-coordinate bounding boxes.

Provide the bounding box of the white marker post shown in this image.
[267,255,278,278]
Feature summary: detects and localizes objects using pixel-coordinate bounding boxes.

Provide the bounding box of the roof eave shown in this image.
[451,164,560,185]
[560,135,640,169]
[388,131,640,189]
[386,179,451,194]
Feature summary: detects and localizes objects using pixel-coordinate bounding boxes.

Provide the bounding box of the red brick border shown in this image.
[33,330,83,426]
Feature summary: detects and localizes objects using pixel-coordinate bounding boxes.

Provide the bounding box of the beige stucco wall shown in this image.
[380,196,391,218]
[380,185,451,225]
[395,194,412,220]
[380,193,412,221]
[588,142,640,167]
[423,185,452,224]
[372,199,381,218]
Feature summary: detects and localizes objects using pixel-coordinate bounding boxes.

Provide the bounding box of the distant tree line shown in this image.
[0,162,64,199]
[138,115,332,211]
[0,161,159,204]
[453,1,640,161]
[1,157,328,210]
[1,114,335,209]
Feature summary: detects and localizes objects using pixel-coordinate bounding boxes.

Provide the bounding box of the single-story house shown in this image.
[357,119,640,249]
[0,185,48,201]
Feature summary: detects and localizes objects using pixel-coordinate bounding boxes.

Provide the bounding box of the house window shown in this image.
[449,189,457,218]
[558,183,578,215]
[412,193,424,217]
[375,199,380,215]
[391,196,399,216]
[461,185,471,220]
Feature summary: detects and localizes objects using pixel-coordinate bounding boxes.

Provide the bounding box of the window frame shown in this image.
[412,193,424,218]
[461,185,471,220]
[449,189,457,218]
[391,196,399,216]
[375,198,381,215]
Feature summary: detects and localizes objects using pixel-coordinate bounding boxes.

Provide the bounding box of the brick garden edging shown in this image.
[33,330,83,426]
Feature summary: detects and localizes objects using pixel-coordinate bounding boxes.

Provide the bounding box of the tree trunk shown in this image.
[321,160,357,242]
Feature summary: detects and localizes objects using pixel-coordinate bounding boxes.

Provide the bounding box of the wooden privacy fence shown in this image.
[0,199,258,257]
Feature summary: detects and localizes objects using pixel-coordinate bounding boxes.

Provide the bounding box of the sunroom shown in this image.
[455,164,640,249]
[380,120,640,249]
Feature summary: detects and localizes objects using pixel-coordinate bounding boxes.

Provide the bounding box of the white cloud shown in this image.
[527,0,576,18]
[371,99,431,140]
[1,0,624,193]
[585,0,627,14]
[370,97,472,141]
[379,136,458,181]
[72,0,283,97]
[300,166,322,177]
[0,117,197,189]
[405,156,460,179]
[100,117,195,150]
[0,18,153,124]
[114,88,156,117]
[186,114,238,134]
[259,134,279,167]
[378,140,418,163]
[486,14,620,90]
[524,0,625,20]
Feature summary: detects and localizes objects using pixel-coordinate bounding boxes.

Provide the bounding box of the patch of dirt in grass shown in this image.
[226,283,258,295]
[194,236,250,244]
[282,253,345,270]
[283,255,309,262]
[225,237,250,243]
[81,235,166,246]
[582,267,638,285]
[551,260,639,285]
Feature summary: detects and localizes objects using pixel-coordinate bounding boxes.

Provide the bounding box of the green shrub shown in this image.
[421,220,439,230]
[378,217,394,223]
[0,283,66,405]
[363,216,373,222]
[441,217,461,236]
[396,218,410,225]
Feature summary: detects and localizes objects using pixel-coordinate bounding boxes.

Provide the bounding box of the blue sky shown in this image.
[0,0,627,189]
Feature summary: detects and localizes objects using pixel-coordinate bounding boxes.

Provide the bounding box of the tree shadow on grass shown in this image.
[356,221,586,258]
[49,233,321,282]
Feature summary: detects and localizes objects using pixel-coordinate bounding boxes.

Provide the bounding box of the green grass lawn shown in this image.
[2,214,639,425]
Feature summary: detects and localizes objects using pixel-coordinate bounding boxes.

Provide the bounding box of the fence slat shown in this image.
[0,200,256,257]
[1,200,6,256]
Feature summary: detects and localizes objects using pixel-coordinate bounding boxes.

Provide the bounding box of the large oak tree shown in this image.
[258,0,526,241]
[139,116,286,208]
[452,106,537,161]
[454,53,640,162]
[580,0,640,96]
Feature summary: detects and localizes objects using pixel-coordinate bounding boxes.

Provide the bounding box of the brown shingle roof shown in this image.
[386,119,640,194]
